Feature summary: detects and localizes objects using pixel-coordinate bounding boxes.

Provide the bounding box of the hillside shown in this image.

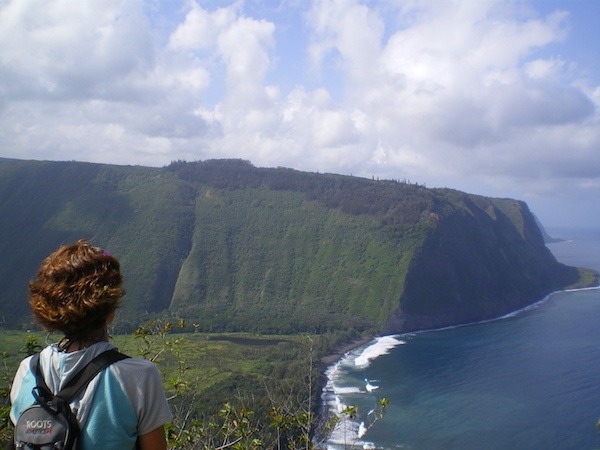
[0,158,586,334]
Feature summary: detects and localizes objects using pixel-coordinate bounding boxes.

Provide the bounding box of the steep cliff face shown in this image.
[167,186,423,333]
[0,158,586,334]
[383,192,579,333]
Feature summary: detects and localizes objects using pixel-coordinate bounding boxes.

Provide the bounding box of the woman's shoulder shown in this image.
[104,355,171,419]
[16,353,34,371]
[108,355,163,385]
[113,356,160,371]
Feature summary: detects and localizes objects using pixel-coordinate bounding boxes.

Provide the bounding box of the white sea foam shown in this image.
[357,422,367,438]
[325,360,341,378]
[364,379,379,392]
[333,386,362,395]
[333,395,345,413]
[321,336,399,449]
[325,414,376,450]
[565,285,600,292]
[354,336,405,367]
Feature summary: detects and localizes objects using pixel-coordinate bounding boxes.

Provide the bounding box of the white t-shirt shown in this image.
[10,341,173,449]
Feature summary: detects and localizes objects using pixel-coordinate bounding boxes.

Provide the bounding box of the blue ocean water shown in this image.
[323,228,600,449]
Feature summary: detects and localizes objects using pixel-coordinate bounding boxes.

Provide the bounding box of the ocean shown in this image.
[322,228,600,449]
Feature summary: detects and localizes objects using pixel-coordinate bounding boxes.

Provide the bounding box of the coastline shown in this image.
[319,336,375,367]
[322,286,600,449]
[315,230,600,447]
[314,335,375,447]
[315,334,408,449]
[315,283,600,448]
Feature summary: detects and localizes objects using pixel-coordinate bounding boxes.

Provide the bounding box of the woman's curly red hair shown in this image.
[29,239,125,337]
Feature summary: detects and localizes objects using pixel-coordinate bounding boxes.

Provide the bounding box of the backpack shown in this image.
[11,349,129,450]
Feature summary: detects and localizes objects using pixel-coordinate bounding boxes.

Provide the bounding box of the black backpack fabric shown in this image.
[10,348,128,450]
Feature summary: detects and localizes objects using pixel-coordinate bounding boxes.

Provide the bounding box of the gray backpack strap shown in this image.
[30,348,129,404]
[29,353,50,397]
[56,349,129,403]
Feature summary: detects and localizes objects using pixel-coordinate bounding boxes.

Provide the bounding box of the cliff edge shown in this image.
[0,158,590,334]
[384,191,581,333]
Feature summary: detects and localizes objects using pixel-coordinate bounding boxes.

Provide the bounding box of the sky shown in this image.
[0,0,599,229]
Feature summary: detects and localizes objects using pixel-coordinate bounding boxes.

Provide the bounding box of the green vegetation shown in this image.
[570,268,600,289]
[0,327,381,449]
[170,187,417,333]
[0,156,595,447]
[0,157,591,336]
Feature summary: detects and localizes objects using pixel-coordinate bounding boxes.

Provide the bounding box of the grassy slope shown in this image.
[0,160,195,330]
[0,158,588,336]
[170,187,420,333]
[0,329,349,420]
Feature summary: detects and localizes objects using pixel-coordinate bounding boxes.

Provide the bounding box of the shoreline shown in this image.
[313,335,375,447]
[317,284,600,376]
[314,284,600,447]
[319,336,375,367]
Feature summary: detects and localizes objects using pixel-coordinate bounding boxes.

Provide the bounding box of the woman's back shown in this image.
[9,240,172,449]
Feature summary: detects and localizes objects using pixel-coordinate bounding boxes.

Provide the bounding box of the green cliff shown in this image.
[0,158,585,334]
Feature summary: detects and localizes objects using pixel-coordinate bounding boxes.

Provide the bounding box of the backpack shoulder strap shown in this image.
[57,349,130,403]
[29,353,51,398]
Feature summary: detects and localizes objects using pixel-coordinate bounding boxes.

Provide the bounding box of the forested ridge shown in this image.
[0,157,586,334]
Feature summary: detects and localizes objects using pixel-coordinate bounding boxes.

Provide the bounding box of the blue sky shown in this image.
[0,0,599,229]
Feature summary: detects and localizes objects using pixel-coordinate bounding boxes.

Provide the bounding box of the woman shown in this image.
[9,240,172,449]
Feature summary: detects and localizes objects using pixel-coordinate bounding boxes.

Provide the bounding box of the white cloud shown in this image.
[168,2,238,51]
[217,15,275,105]
[0,0,154,100]
[0,0,599,226]
[525,58,565,79]
[306,0,383,84]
